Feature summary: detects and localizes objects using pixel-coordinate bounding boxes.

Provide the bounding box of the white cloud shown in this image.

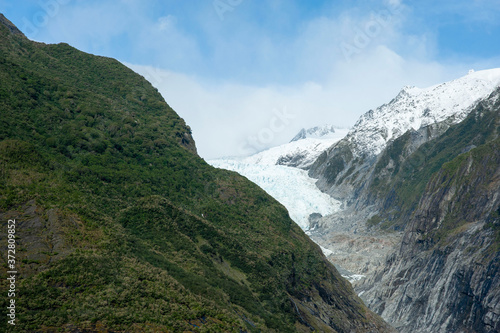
[157,15,177,32]
[386,0,402,6]
[21,0,496,159]
[126,48,466,160]
[124,4,472,160]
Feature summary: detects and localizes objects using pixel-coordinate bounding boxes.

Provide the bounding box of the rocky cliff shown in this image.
[306,69,500,332]
[341,88,500,332]
[359,126,500,331]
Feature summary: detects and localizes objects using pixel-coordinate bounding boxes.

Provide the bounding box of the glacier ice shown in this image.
[209,159,341,231]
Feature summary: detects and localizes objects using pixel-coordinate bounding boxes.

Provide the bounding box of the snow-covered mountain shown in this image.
[290,124,338,142]
[343,68,500,158]
[243,127,349,169]
[211,69,500,323]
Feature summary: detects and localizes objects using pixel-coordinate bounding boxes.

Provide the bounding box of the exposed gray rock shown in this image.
[309,83,500,333]
[0,13,24,36]
[358,222,499,333]
[357,119,500,332]
[308,206,402,287]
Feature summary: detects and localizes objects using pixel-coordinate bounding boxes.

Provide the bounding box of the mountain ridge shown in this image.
[241,126,350,169]
[0,13,24,36]
[291,124,339,142]
[0,14,391,332]
[345,68,500,158]
[308,68,500,209]
[357,91,500,332]
[305,70,500,332]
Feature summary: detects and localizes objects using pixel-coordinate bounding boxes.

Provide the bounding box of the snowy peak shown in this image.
[348,68,500,157]
[291,125,338,142]
[244,127,350,169]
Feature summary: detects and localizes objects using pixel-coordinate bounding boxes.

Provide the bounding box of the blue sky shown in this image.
[2,0,500,158]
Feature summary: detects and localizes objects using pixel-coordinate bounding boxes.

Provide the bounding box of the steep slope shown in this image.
[358,91,500,332]
[0,14,391,332]
[304,80,500,332]
[305,70,500,282]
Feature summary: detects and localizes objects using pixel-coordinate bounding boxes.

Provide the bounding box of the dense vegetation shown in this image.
[0,15,385,332]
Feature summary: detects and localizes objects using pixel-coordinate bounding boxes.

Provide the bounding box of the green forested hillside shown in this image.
[0,14,389,332]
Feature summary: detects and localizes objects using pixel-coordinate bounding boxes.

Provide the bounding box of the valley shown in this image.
[208,129,403,284]
[211,69,500,333]
[1,9,499,332]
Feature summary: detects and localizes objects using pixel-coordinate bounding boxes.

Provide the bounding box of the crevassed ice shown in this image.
[209,159,341,230]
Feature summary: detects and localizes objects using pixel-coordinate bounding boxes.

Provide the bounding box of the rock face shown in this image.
[306,70,500,332]
[0,200,86,277]
[358,132,500,332]
[351,89,500,332]
[360,224,499,333]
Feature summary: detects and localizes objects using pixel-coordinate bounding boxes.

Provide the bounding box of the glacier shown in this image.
[209,68,500,289]
[209,157,370,283]
[209,158,341,231]
[243,128,350,169]
[209,125,349,230]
